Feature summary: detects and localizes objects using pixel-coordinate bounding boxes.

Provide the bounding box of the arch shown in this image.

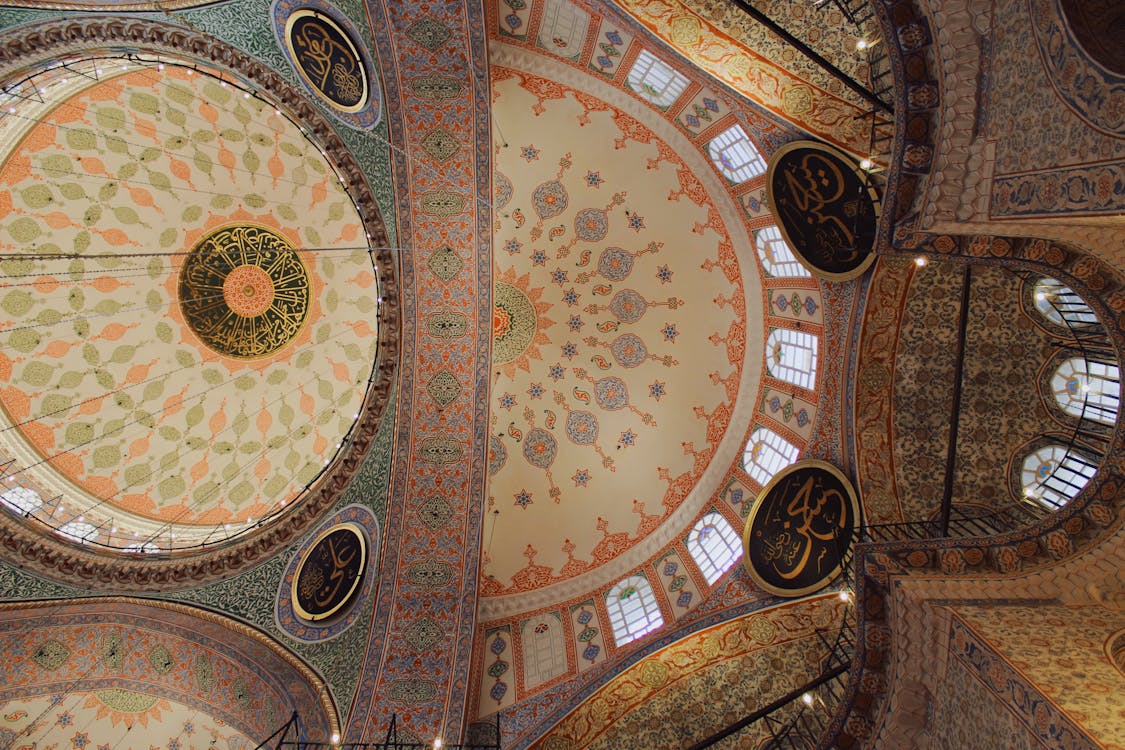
[1050,357,1120,426]
[743,427,800,487]
[1033,278,1099,328]
[1019,443,1099,509]
[766,328,818,390]
[707,124,767,183]
[606,575,664,646]
[521,614,567,689]
[686,511,742,585]
[756,225,811,278]
[626,49,690,109]
[0,597,338,742]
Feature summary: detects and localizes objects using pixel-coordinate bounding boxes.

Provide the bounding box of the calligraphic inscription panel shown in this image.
[766,140,879,281]
[743,460,861,597]
[293,522,368,622]
[285,9,369,112]
[178,224,311,359]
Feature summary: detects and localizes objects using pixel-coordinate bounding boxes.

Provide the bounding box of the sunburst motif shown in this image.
[494,267,556,378]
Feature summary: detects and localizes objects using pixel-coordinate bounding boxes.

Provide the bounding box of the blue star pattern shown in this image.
[549,363,566,381]
[527,383,545,399]
[505,238,522,255]
[531,249,548,266]
[514,490,533,508]
[627,213,645,231]
[662,323,679,342]
[551,268,568,285]
[572,469,591,486]
[656,265,673,283]
[562,342,579,359]
[585,170,603,187]
[499,393,517,410]
[567,315,584,332]
[649,381,666,401]
[619,429,637,447]
[563,288,580,306]
[520,145,540,161]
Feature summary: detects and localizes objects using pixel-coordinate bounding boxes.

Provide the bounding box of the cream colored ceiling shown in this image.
[0,60,377,550]
[483,44,762,603]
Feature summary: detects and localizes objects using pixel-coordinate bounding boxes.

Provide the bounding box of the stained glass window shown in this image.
[756,226,811,278]
[1033,278,1098,327]
[1051,358,1119,426]
[522,616,566,687]
[1020,444,1097,509]
[606,575,663,646]
[708,124,767,183]
[743,427,800,487]
[687,512,742,584]
[0,486,41,515]
[766,328,818,390]
[626,49,690,108]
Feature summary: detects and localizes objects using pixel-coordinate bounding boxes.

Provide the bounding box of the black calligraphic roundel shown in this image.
[285,9,369,112]
[742,460,862,597]
[293,523,367,621]
[765,140,880,281]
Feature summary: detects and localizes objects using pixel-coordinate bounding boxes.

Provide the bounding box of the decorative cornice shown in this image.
[0,17,400,590]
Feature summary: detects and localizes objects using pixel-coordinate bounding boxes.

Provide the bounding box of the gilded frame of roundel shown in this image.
[291,521,367,622]
[765,140,880,282]
[742,459,862,598]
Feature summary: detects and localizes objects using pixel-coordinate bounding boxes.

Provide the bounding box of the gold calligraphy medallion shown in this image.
[178,223,311,359]
[284,9,369,112]
[292,522,368,622]
[742,460,862,597]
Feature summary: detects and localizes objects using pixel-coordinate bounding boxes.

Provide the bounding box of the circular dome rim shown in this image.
[0,17,400,590]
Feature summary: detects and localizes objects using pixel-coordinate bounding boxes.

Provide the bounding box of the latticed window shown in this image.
[707,124,767,183]
[756,225,810,278]
[522,616,566,687]
[687,512,742,584]
[1033,278,1098,327]
[57,520,97,543]
[0,486,41,515]
[606,575,663,646]
[766,328,818,390]
[743,427,799,487]
[537,0,589,57]
[1051,358,1120,426]
[626,49,690,108]
[1020,444,1098,509]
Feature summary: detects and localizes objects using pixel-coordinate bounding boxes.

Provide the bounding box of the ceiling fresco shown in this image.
[483,60,759,596]
[0,61,379,550]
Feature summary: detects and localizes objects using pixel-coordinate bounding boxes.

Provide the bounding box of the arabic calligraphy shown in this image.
[286,10,368,111]
[744,461,861,597]
[178,224,310,359]
[293,523,367,621]
[766,141,879,281]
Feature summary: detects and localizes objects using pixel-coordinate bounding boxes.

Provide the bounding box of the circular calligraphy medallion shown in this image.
[292,522,368,622]
[284,9,369,112]
[765,140,880,281]
[178,224,311,359]
[742,460,862,597]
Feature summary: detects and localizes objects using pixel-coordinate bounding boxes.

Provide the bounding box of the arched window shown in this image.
[708,124,767,183]
[687,512,742,585]
[1051,358,1120,426]
[766,328,818,390]
[57,520,97,543]
[606,575,663,646]
[537,0,589,58]
[756,226,811,278]
[522,616,566,688]
[0,486,41,516]
[1033,278,1098,327]
[626,49,690,108]
[743,427,799,487]
[1020,444,1098,509]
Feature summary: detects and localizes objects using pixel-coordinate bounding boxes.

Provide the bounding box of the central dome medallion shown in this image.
[179,224,311,359]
